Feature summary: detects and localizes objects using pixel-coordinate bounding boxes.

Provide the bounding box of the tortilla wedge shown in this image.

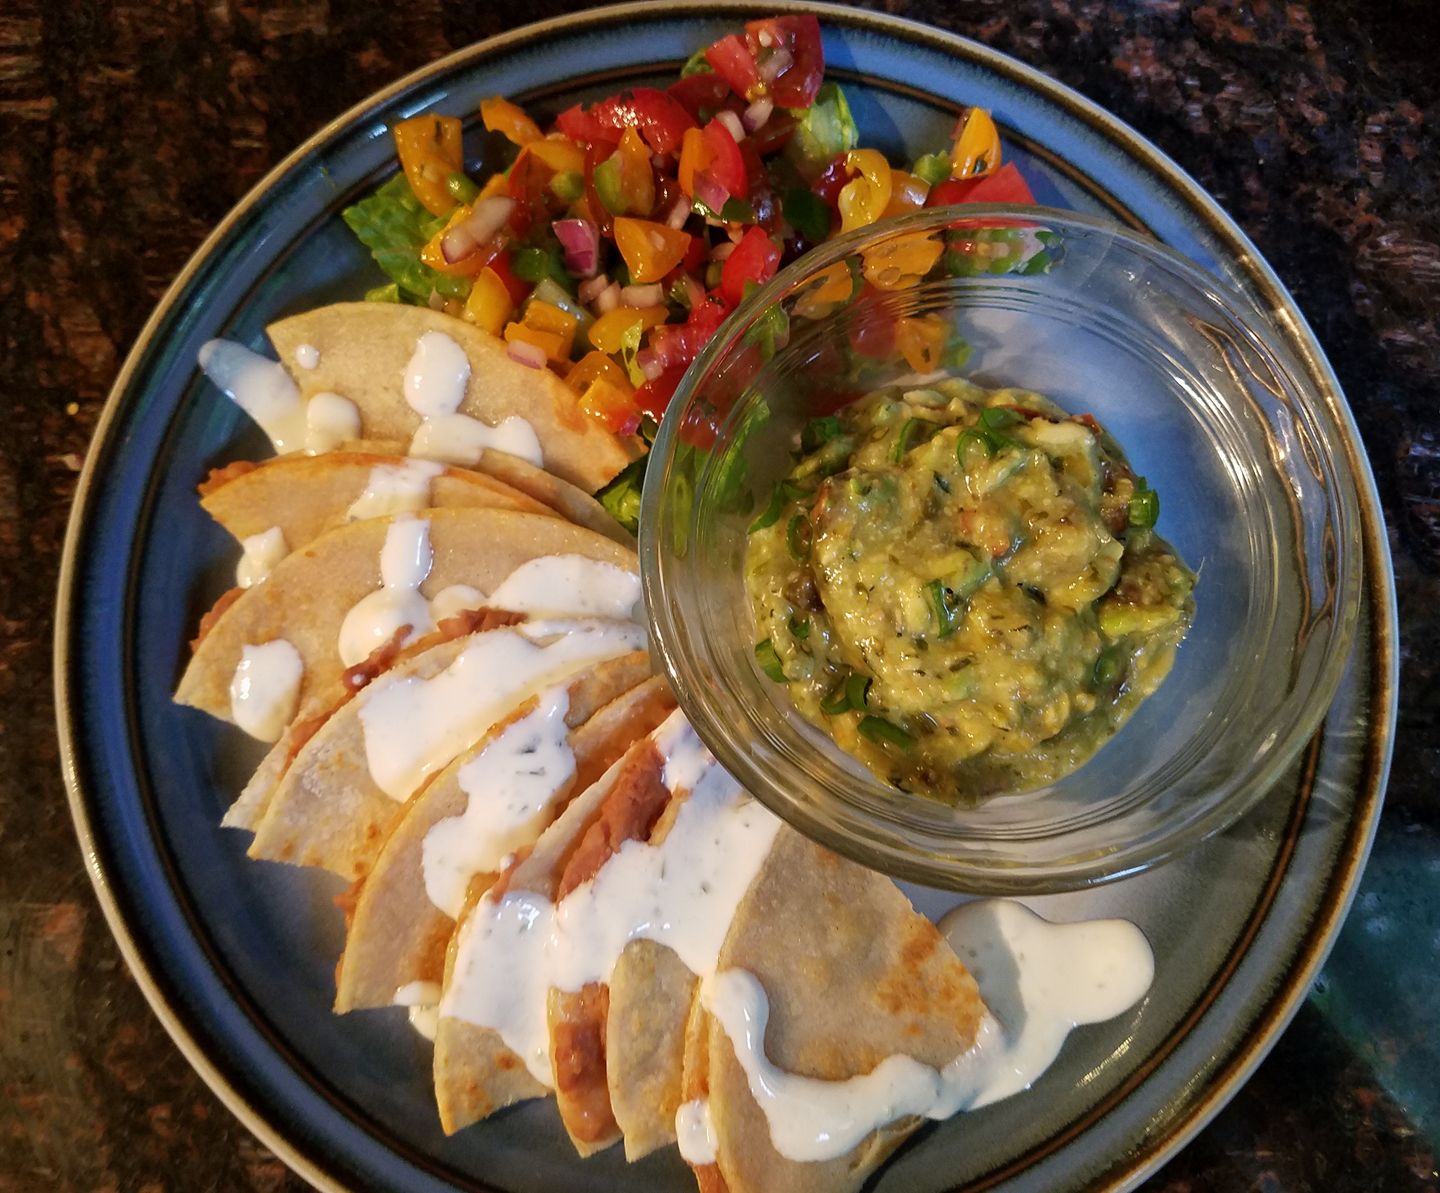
[333,674,676,1013]
[323,440,633,546]
[433,739,652,1133]
[175,507,637,726]
[248,628,652,880]
[684,829,987,1193]
[199,452,556,548]
[266,303,641,491]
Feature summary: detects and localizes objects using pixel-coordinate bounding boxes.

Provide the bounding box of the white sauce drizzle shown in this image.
[228,640,304,741]
[337,516,436,668]
[701,901,1153,1164]
[421,687,576,918]
[198,340,305,453]
[394,980,442,1041]
[294,342,320,369]
[345,459,444,521]
[402,330,543,467]
[409,412,544,469]
[487,555,643,622]
[236,526,287,588]
[429,584,486,623]
[675,1099,718,1165]
[304,391,360,454]
[440,712,781,1086]
[358,620,644,803]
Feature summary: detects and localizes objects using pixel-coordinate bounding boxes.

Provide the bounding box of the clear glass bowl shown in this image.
[639,207,1362,893]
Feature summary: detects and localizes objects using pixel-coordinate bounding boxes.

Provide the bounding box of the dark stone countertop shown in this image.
[1,0,1436,1189]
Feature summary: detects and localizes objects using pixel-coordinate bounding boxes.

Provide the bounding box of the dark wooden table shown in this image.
[3,1,1437,1189]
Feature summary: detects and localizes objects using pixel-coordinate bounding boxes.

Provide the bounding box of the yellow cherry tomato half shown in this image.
[837,148,893,233]
[393,114,464,217]
[613,218,692,284]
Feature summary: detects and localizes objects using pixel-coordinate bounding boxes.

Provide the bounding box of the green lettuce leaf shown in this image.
[784,82,859,181]
[341,173,470,304]
[596,455,647,534]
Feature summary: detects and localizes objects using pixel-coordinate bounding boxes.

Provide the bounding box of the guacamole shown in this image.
[745,376,1195,802]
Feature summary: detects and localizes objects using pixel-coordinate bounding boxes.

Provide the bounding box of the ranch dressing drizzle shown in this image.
[701,901,1153,1164]
[229,640,304,742]
[440,712,782,1086]
[359,621,644,802]
[236,527,287,588]
[402,330,543,468]
[345,459,444,521]
[421,687,577,918]
[198,340,306,453]
[337,515,436,668]
[675,1099,718,1165]
[487,556,643,622]
[393,980,442,1041]
[294,342,320,369]
[304,392,360,454]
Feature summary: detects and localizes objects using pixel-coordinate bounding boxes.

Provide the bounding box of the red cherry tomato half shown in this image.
[720,225,781,308]
[745,15,824,109]
[589,88,697,157]
[925,163,1037,207]
[701,118,750,200]
[704,34,762,100]
[667,71,740,121]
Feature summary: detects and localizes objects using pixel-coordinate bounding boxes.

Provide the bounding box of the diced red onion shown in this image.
[635,349,665,382]
[694,172,730,216]
[427,290,447,310]
[592,281,622,314]
[665,196,691,230]
[742,97,774,133]
[506,339,548,369]
[758,46,792,84]
[621,283,664,308]
[441,196,514,264]
[709,240,736,262]
[715,109,746,144]
[553,218,600,278]
[682,276,705,310]
[578,273,612,304]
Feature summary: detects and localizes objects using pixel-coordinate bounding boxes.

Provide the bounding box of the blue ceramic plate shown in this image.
[55,4,1398,1191]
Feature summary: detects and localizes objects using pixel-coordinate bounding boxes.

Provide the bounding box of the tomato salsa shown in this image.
[340,15,1039,526]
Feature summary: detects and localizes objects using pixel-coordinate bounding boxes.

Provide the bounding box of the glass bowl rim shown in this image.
[640,203,1364,893]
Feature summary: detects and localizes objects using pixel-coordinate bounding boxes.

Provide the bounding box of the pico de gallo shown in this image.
[340,15,1040,526]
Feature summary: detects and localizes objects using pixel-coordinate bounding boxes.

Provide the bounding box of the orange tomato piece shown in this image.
[838,149,893,233]
[480,96,543,146]
[579,378,643,435]
[884,170,930,216]
[522,299,579,360]
[504,321,565,362]
[894,314,951,372]
[526,137,586,176]
[951,108,1001,179]
[463,267,514,335]
[588,306,668,354]
[861,232,944,291]
[792,261,858,320]
[566,350,634,395]
[613,218,691,284]
[393,114,464,217]
[677,126,713,198]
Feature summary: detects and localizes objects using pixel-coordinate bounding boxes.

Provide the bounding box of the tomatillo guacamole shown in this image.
[745,376,1195,801]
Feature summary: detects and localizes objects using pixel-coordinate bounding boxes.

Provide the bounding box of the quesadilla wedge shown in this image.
[176,506,638,727]
[433,712,781,1154]
[248,622,651,880]
[333,674,676,1013]
[682,829,988,1193]
[199,452,556,549]
[266,303,640,491]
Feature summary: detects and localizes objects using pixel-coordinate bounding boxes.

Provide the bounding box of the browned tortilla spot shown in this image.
[190,586,244,651]
[552,982,618,1145]
[198,459,260,496]
[556,743,668,900]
